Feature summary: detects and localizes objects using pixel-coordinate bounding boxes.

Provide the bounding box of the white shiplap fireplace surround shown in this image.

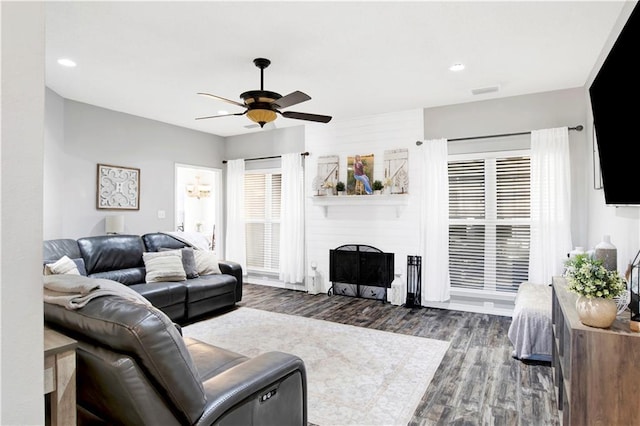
[303,109,515,317]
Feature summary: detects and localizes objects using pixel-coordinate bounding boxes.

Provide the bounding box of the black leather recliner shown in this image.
[44,293,307,425]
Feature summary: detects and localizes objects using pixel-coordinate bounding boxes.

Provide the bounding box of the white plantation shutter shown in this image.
[245,172,281,273]
[448,153,531,293]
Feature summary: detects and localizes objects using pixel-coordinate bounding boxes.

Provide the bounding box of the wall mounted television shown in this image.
[589,1,640,205]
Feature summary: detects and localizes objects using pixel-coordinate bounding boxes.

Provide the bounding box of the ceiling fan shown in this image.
[196,58,332,128]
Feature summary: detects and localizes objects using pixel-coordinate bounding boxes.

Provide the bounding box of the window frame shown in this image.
[448,148,531,295]
[244,167,282,276]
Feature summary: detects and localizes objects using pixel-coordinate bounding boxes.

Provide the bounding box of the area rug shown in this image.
[183,307,450,426]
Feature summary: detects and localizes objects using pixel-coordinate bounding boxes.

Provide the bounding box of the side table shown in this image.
[44,327,77,426]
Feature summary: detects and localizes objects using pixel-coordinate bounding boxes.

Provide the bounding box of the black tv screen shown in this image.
[589,2,640,205]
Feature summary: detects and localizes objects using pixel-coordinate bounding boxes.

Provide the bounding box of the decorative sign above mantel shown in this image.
[96,163,140,210]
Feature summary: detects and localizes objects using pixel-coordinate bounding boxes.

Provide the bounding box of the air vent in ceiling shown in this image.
[471,85,500,95]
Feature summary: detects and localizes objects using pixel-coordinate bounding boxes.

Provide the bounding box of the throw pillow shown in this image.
[159,247,199,279]
[72,258,88,276]
[143,251,187,283]
[44,255,81,276]
[193,250,222,275]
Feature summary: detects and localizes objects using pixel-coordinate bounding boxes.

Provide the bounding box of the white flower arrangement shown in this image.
[564,254,626,299]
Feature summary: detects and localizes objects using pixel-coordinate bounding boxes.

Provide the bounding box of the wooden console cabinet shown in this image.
[552,277,640,425]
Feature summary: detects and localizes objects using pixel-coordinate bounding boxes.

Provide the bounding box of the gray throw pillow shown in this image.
[160,247,199,279]
[72,258,88,276]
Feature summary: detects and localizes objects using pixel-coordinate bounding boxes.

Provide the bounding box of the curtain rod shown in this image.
[415,125,583,145]
[222,152,309,164]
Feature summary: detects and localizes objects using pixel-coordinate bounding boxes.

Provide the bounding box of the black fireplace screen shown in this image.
[329,244,394,301]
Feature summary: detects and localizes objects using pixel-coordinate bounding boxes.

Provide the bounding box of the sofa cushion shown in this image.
[160,247,199,279]
[143,251,186,283]
[78,235,145,274]
[43,238,82,263]
[129,281,188,308]
[194,250,222,275]
[89,267,146,286]
[142,232,187,252]
[45,255,81,275]
[183,275,236,303]
[44,296,207,424]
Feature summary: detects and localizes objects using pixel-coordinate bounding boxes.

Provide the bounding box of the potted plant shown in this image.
[564,253,626,328]
[335,181,345,195]
[372,180,383,195]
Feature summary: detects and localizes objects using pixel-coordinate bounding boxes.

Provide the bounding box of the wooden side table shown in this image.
[44,327,77,426]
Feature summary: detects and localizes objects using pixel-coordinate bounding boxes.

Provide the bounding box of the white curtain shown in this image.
[279,153,305,283]
[225,159,247,273]
[419,138,450,302]
[528,127,573,284]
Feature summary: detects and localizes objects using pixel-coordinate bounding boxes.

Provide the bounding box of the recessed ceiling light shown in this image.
[57,58,77,67]
[449,63,465,72]
[218,110,229,115]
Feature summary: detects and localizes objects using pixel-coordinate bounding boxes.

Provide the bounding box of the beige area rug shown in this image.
[183,307,450,426]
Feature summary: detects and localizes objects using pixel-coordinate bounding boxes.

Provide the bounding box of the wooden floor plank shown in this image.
[235,284,558,425]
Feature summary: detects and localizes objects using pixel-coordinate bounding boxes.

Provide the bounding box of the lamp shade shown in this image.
[105,215,125,234]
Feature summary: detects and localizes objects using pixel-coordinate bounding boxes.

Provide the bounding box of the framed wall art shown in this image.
[96,163,140,210]
[313,155,339,195]
[347,153,374,195]
[384,148,409,193]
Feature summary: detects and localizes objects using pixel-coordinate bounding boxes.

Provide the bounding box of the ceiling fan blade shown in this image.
[272,91,311,109]
[197,92,245,108]
[281,111,332,123]
[195,112,245,120]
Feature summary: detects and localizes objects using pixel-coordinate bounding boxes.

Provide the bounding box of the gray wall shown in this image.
[1,2,46,423]
[224,125,305,168]
[43,93,226,239]
[424,88,589,249]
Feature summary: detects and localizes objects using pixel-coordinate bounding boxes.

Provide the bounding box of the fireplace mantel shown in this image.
[310,194,409,217]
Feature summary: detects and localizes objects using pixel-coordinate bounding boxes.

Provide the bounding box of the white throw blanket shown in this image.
[43,274,152,310]
[507,282,552,361]
[161,231,211,251]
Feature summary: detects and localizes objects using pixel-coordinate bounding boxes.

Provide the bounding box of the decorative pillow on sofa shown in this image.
[143,251,187,283]
[193,250,222,275]
[44,255,81,276]
[159,247,199,279]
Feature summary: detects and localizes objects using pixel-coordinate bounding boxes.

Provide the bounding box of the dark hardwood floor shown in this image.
[237,283,559,426]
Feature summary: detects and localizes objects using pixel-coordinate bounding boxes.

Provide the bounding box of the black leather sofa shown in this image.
[43,232,243,324]
[44,286,308,425]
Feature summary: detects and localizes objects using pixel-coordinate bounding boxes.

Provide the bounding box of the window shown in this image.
[244,171,281,274]
[448,152,530,294]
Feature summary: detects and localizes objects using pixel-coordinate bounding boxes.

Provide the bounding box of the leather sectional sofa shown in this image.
[43,232,243,323]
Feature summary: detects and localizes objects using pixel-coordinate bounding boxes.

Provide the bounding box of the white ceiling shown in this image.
[45,1,627,138]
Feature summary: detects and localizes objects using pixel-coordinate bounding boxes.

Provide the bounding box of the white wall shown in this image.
[43,95,226,239]
[1,2,46,423]
[305,110,424,293]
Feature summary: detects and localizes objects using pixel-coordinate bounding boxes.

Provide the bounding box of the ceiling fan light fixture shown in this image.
[246,109,277,127]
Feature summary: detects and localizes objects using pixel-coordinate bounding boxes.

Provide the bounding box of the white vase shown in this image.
[595,235,617,271]
[575,295,617,328]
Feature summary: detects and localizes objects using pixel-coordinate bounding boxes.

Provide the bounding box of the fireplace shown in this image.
[329,244,394,301]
